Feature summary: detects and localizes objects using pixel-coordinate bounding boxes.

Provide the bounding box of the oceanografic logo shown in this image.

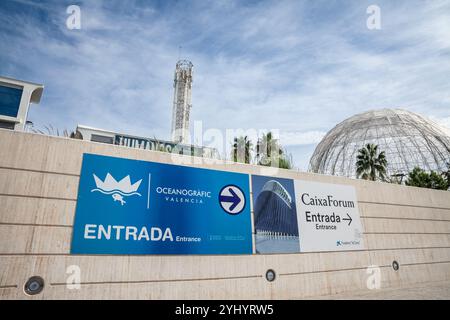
[91,173,142,206]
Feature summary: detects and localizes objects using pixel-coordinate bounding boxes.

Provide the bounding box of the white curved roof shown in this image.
[261,180,292,208]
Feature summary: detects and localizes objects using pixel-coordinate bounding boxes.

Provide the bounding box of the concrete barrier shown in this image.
[0,129,449,299]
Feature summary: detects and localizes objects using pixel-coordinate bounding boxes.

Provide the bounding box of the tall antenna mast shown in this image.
[171,60,193,144]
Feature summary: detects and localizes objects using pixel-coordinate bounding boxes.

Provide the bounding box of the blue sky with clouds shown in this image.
[1,0,449,170]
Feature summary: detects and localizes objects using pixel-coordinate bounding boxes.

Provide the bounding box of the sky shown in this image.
[1,0,449,170]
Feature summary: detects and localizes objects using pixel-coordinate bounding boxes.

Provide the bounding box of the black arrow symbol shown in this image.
[342,213,352,226]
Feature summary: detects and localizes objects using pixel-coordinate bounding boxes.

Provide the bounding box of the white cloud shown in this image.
[280,131,326,146]
[1,0,449,171]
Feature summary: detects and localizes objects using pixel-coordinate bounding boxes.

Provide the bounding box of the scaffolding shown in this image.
[171,60,193,144]
[309,108,450,179]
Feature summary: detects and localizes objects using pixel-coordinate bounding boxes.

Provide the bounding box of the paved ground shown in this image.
[310,281,450,299]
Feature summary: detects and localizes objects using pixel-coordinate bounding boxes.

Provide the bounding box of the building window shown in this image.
[0,85,23,118]
[0,120,15,130]
[91,134,113,144]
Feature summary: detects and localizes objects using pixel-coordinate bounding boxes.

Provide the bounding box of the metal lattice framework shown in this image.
[309,108,450,179]
[171,60,193,144]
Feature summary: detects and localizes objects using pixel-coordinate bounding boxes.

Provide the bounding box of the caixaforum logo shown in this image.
[91,173,142,205]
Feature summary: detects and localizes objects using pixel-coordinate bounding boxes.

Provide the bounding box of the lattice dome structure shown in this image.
[309,109,450,179]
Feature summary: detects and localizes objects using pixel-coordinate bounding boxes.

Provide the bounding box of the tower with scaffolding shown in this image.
[171,60,193,144]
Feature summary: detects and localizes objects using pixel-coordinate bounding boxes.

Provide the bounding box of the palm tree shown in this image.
[278,152,293,170]
[31,124,82,139]
[406,167,449,190]
[231,136,253,164]
[256,132,283,166]
[441,162,450,189]
[356,143,388,181]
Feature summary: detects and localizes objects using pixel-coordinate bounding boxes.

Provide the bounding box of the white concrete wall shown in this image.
[0,129,449,299]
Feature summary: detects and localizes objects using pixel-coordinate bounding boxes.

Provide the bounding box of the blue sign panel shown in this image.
[71,154,253,255]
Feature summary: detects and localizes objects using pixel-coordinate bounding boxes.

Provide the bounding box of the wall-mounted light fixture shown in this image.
[24,276,45,295]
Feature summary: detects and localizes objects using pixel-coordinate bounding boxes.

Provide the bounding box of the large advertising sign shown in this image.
[251,175,364,254]
[295,180,364,252]
[71,155,363,255]
[71,154,252,255]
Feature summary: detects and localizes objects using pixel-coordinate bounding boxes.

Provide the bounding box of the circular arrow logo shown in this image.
[218,185,246,215]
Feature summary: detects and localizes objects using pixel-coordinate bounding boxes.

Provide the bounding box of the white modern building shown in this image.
[0,76,44,131]
[76,124,219,159]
